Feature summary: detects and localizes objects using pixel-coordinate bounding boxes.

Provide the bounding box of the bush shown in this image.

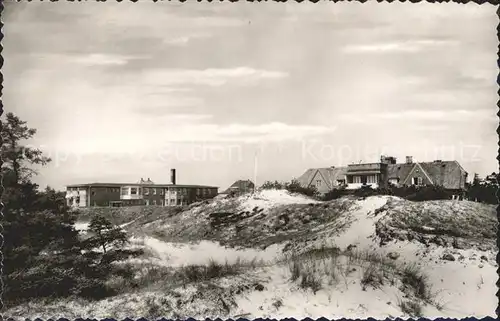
[466,179,498,204]
[322,188,346,201]
[261,180,285,190]
[360,264,384,290]
[299,272,322,294]
[289,260,301,282]
[285,179,319,198]
[177,259,244,283]
[407,185,451,202]
[399,299,423,317]
[353,185,378,198]
[401,263,431,301]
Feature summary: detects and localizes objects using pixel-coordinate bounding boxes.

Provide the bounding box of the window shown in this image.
[316,180,322,187]
[152,199,156,205]
[367,175,377,184]
[153,188,157,195]
[144,188,149,195]
[121,187,129,195]
[131,188,138,195]
[353,176,361,184]
[413,177,423,185]
[160,189,164,195]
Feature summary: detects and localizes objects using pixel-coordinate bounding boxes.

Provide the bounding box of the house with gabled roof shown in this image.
[222,179,255,196]
[297,155,468,194]
[296,166,348,194]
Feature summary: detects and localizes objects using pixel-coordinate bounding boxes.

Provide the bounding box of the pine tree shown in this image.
[86,215,128,254]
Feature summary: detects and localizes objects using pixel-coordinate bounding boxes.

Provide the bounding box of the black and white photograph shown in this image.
[1,1,498,319]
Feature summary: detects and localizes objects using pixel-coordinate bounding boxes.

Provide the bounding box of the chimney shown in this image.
[406,156,413,164]
[171,169,176,185]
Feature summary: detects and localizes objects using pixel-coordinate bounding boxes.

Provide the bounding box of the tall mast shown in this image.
[253,150,258,194]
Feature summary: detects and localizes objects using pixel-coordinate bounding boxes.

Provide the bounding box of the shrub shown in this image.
[322,188,346,201]
[261,180,285,190]
[360,264,384,290]
[408,185,451,202]
[289,260,301,281]
[299,272,322,294]
[353,185,378,198]
[285,179,319,198]
[401,263,431,301]
[399,299,423,317]
[177,259,244,283]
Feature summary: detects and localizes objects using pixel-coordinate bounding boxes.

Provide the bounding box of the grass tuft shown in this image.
[401,263,432,301]
[399,299,423,317]
[299,272,322,294]
[360,263,384,290]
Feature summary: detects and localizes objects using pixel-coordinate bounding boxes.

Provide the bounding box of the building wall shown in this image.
[66,184,218,207]
[89,186,121,207]
[143,186,166,206]
[309,171,331,194]
[401,166,433,187]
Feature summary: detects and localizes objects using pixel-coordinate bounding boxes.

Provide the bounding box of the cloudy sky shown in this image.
[3,1,498,191]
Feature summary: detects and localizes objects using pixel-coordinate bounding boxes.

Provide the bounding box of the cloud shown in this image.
[47,121,337,156]
[342,39,458,54]
[339,109,493,123]
[138,67,289,87]
[164,34,212,46]
[69,53,143,66]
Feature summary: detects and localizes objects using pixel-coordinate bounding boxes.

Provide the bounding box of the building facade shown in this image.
[297,155,468,193]
[65,169,218,208]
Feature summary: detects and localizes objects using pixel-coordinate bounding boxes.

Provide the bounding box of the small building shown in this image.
[295,166,348,194]
[297,155,468,193]
[222,179,255,197]
[65,169,218,208]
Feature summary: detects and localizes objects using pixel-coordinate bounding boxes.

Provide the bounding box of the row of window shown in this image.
[120,187,217,196]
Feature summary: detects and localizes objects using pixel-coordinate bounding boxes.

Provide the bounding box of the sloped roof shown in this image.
[388,161,466,188]
[223,179,255,194]
[387,163,415,180]
[300,160,467,189]
[419,161,466,188]
[296,167,347,189]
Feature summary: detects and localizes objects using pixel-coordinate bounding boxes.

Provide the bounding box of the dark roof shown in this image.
[387,163,415,180]
[299,160,467,189]
[389,161,466,188]
[222,179,254,194]
[296,167,347,190]
[66,182,218,189]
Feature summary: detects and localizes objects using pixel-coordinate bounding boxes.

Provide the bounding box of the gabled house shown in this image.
[222,179,255,196]
[297,155,468,193]
[388,158,468,190]
[296,166,348,194]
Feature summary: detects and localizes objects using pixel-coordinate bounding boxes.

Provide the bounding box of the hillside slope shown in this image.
[5,190,497,319]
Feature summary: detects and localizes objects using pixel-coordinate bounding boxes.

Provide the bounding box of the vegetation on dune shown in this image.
[283,245,436,314]
[260,179,319,198]
[1,112,142,308]
[375,197,497,250]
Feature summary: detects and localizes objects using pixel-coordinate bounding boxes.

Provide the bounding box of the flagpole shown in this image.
[253,150,258,195]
